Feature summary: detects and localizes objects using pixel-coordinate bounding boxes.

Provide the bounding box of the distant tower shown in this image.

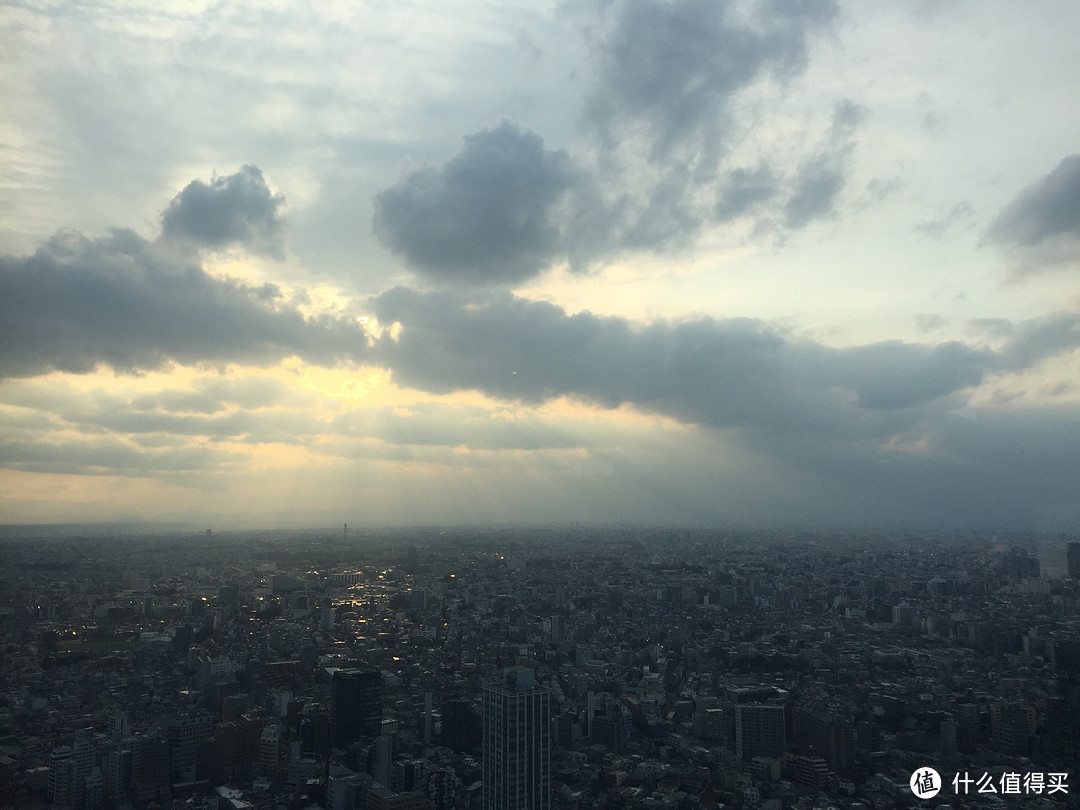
[330,670,382,748]
[483,667,550,810]
[1067,542,1080,578]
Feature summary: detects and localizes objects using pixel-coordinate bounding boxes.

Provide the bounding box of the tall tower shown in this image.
[483,667,550,810]
[330,669,383,748]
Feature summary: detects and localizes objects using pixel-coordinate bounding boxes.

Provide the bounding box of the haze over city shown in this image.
[2,0,1080,529]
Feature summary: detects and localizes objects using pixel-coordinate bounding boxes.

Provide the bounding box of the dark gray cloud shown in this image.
[368,287,1080,444]
[370,287,1001,434]
[784,103,863,228]
[365,287,1080,527]
[987,155,1080,248]
[372,122,574,284]
[371,114,860,284]
[714,165,780,222]
[160,165,287,257]
[583,0,838,160]
[784,146,850,228]
[0,226,368,379]
[999,311,1080,371]
[0,436,246,477]
[370,3,853,285]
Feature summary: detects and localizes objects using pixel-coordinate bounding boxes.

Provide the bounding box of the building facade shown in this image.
[482,668,550,810]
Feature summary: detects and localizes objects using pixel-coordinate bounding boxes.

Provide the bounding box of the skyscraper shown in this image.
[330,669,383,748]
[483,668,550,810]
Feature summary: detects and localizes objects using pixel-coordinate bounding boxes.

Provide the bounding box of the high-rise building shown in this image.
[259,724,280,777]
[48,746,74,809]
[167,713,213,782]
[441,699,481,754]
[735,703,787,761]
[131,732,169,802]
[300,703,331,756]
[482,668,550,810]
[331,669,383,748]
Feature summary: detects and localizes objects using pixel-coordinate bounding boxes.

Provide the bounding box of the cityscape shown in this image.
[0,526,1077,809]
[4,2,1080,809]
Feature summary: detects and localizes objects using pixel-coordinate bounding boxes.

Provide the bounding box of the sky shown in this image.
[2,0,1080,530]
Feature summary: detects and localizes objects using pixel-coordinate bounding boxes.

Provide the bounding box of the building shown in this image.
[367,784,432,810]
[441,699,481,754]
[168,713,213,782]
[48,746,74,809]
[591,697,631,753]
[259,724,280,777]
[1067,542,1080,578]
[482,667,551,810]
[331,669,383,748]
[327,762,371,810]
[793,705,856,775]
[735,704,787,761]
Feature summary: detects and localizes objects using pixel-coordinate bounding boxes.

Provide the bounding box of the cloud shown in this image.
[914,200,974,238]
[784,146,850,228]
[713,165,780,222]
[783,103,864,229]
[370,287,1005,436]
[999,311,1080,371]
[0,226,368,379]
[330,402,583,452]
[160,165,287,257]
[370,2,853,285]
[985,155,1080,274]
[151,376,312,414]
[987,155,1080,247]
[363,287,1080,528]
[0,436,247,477]
[913,313,947,333]
[372,122,574,285]
[582,0,838,160]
